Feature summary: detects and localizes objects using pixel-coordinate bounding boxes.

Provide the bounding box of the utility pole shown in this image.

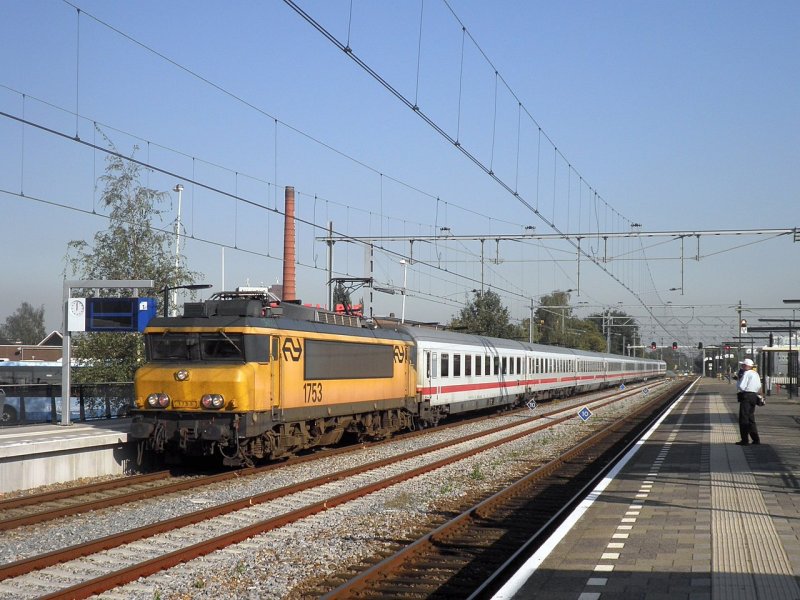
[529,298,534,343]
[171,184,184,316]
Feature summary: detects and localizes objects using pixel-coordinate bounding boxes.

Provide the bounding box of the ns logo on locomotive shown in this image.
[131,290,666,467]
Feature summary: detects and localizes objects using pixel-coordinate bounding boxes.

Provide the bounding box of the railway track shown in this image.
[0,407,508,531]
[0,380,672,599]
[0,381,655,532]
[316,380,691,599]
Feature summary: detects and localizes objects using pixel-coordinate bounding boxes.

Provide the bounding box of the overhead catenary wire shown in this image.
[0,110,539,314]
[9,3,773,343]
[55,2,651,308]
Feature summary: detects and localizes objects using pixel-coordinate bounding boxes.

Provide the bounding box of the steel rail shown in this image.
[320,381,687,599]
[0,381,654,531]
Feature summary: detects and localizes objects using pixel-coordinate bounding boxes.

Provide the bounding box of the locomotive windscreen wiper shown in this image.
[215,329,244,359]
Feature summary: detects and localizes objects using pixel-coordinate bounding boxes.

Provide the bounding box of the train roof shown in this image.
[395,324,663,364]
[397,324,540,352]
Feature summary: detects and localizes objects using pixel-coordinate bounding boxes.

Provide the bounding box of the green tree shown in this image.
[587,310,640,355]
[0,302,46,345]
[561,318,607,352]
[533,291,575,346]
[65,140,201,382]
[449,290,523,339]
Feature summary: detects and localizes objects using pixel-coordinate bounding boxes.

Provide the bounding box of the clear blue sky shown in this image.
[2,0,798,348]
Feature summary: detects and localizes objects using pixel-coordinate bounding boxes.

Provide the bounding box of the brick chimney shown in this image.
[281,186,296,302]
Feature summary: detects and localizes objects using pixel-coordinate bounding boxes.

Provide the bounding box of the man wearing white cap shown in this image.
[736,358,762,445]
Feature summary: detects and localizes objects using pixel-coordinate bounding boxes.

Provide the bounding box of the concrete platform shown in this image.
[0,420,135,494]
[494,378,800,600]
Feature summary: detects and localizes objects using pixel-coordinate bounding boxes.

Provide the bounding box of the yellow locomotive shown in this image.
[132,291,415,466]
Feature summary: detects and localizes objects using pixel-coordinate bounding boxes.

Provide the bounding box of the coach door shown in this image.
[425,350,440,403]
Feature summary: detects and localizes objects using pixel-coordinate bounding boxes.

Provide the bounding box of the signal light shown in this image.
[650,341,656,350]
[698,342,703,349]
[672,342,678,350]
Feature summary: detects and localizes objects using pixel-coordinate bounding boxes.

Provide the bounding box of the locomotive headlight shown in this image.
[175,369,189,381]
[201,394,224,409]
[146,393,170,408]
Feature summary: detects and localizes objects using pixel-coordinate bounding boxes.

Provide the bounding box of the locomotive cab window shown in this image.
[147,332,252,362]
[201,333,245,360]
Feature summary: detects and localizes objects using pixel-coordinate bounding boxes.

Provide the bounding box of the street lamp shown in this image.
[161,283,212,317]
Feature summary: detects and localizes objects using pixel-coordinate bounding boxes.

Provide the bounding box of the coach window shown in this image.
[465,355,472,376]
[441,353,449,378]
[475,355,482,376]
[453,354,461,377]
[516,357,521,375]
[501,357,507,374]
[493,356,500,375]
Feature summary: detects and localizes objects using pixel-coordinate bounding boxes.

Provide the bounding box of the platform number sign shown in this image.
[578,406,593,422]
